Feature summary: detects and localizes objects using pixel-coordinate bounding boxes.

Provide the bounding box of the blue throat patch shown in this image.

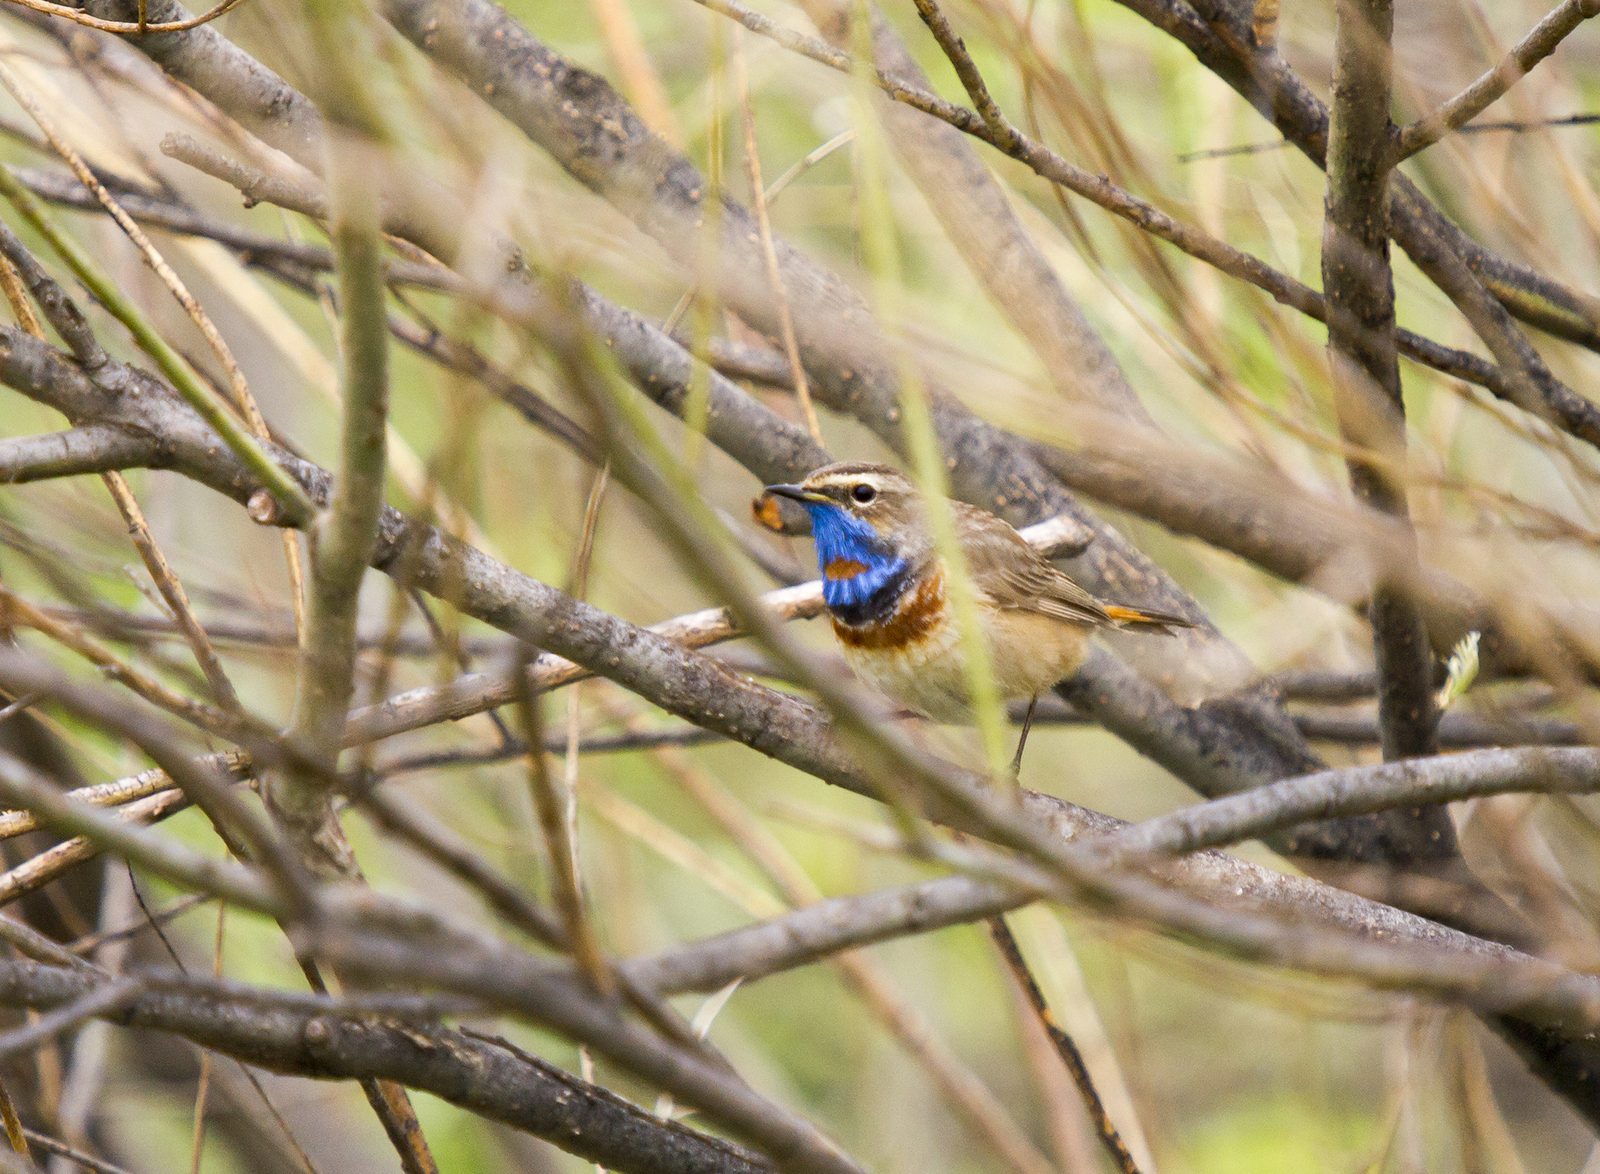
[803,502,910,624]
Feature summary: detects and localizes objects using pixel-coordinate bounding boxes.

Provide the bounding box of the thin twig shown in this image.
[188,901,226,1174]
[0,0,252,33]
[761,129,855,205]
[1179,113,1600,161]
[0,978,144,1060]
[0,66,314,522]
[1394,0,1600,160]
[377,723,728,775]
[28,605,494,658]
[689,0,1600,448]
[515,662,612,994]
[351,785,564,947]
[910,0,1022,152]
[987,917,1141,1174]
[67,892,212,955]
[0,589,240,739]
[22,1130,139,1174]
[560,460,609,982]
[733,31,821,443]
[100,474,243,711]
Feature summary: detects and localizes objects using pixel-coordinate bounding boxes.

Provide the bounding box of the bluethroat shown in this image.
[765,461,1193,762]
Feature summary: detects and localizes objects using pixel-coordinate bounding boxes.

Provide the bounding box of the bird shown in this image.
[763,461,1194,770]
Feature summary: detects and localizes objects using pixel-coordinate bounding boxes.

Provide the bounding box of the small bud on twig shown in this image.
[247,489,282,525]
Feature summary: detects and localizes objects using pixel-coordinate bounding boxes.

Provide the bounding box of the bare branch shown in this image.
[1322,0,1440,766]
[273,137,389,878]
[1103,747,1600,860]
[513,666,610,990]
[0,977,143,1061]
[15,166,444,286]
[0,71,315,522]
[0,761,204,842]
[0,426,155,482]
[1,0,250,34]
[732,39,820,442]
[0,957,779,1174]
[695,0,1600,448]
[0,748,274,913]
[1395,0,1600,160]
[987,917,1141,1174]
[624,874,1023,995]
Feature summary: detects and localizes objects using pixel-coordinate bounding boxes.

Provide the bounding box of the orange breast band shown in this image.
[833,567,948,650]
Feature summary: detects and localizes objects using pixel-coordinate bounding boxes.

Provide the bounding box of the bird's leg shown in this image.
[1010,693,1039,776]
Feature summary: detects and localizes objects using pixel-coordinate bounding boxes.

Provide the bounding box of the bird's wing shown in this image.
[954,503,1114,627]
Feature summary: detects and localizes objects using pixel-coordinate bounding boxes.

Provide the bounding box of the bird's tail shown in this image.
[1102,603,1198,632]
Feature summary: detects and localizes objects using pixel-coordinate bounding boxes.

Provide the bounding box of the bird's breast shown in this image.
[830,565,1093,722]
[831,564,950,651]
[831,565,971,720]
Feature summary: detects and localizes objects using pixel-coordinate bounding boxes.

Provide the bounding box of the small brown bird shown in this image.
[765,462,1192,762]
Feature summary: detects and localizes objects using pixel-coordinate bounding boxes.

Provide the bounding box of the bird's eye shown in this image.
[851,484,876,504]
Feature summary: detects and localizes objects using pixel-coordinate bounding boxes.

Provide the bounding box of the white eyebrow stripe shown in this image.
[809,472,892,493]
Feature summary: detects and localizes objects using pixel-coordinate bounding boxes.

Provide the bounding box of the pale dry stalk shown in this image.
[732,31,822,444]
[0,59,310,642]
[613,694,1058,1174]
[0,245,242,707]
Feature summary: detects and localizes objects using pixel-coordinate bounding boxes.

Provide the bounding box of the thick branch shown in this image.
[691,0,1600,451]
[62,0,1545,888]
[0,958,777,1174]
[1105,747,1600,859]
[1323,0,1439,765]
[0,426,156,482]
[1120,0,1600,354]
[276,141,389,875]
[0,746,274,913]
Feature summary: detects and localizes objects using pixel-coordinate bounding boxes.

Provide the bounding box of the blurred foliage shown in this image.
[2,0,1600,1170]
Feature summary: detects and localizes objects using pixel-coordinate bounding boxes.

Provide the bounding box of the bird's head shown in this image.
[764,463,933,610]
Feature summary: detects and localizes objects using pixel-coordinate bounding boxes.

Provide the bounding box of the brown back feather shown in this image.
[955,503,1115,627]
[955,503,1196,631]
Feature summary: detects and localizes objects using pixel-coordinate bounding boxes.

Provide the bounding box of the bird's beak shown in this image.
[763,484,830,505]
